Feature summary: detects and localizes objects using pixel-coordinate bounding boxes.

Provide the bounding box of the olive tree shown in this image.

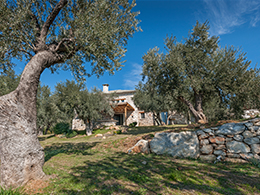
[142,21,256,124]
[0,0,140,187]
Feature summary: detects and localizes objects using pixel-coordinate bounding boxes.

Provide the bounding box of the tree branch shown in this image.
[40,0,67,41]
[54,38,74,52]
[19,49,33,58]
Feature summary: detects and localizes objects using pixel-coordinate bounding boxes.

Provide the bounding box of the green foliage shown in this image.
[53,122,70,135]
[0,186,25,195]
[37,83,64,134]
[53,79,115,134]
[129,122,137,127]
[140,21,259,121]
[0,69,20,96]
[114,130,122,134]
[65,130,78,138]
[0,0,140,81]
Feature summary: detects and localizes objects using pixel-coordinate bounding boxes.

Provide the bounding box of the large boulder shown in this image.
[150,131,199,158]
[127,139,150,154]
[226,141,250,153]
[215,123,245,135]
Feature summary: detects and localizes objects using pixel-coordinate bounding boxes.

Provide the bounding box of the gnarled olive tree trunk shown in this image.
[0,51,60,187]
[178,94,208,124]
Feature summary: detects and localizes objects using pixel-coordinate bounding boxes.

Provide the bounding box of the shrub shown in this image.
[66,130,78,138]
[129,122,137,127]
[53,122,70,135]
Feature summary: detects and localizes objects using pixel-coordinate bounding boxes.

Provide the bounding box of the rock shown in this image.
[213,150,226,156]
[251,144,260,154]
[227,153,240,158]
[253,154,260,159]
[208,132,214,136]
[253,118,260,126]
[214,145,226,150]
[209,137,225,145]
[200,145,213,154]
[141,161,147,165]
[227,135,234,138]
[150,131,199,158]
[242,131,254,138]
[244,137,260,145]
[244,122,254,128]
[200,139,209,145]
[250,117,260,124]
[128,139,150,154]
[198,132,209,140]
[200,155,216,161]
[196,130,204,136]
[240,153,254,160]
[226,138,233,142]
[203,128,213,134]
[226,141,250,153]
[233,135,243,142]
[211,127,219,130]
[215,123,245,135]
[95,134,103,137]
[248,126,260,132]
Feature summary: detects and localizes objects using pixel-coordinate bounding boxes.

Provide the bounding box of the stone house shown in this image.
[102,84,154,126]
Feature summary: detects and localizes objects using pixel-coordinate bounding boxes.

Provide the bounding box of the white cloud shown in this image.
[124,63,143,89]
[202,0,260,35]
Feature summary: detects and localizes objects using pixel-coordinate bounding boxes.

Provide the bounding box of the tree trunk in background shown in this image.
[0,51,59,187]
[178,96,208,124]
[86,120,93,136]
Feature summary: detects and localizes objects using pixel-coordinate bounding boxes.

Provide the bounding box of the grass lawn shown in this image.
[21,125,260,194]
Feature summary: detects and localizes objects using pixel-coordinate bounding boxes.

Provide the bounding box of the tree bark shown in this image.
[86,119,93,136]
[178,96,208,124]
[0,51,60,187]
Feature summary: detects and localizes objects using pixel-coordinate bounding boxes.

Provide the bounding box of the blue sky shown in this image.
[14,0,260,92]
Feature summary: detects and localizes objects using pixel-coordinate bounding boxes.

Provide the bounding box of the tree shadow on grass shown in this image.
[56,152,260,195]
[44,142,100,162]
[38,134,55,141]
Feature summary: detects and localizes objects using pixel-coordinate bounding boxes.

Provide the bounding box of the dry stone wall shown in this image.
[198,118,260,161]
[134,118,260,162]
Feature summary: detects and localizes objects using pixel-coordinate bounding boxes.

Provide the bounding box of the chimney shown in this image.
[102,84,109,93]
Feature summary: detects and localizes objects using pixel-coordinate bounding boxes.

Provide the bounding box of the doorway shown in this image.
[113,114,123,125]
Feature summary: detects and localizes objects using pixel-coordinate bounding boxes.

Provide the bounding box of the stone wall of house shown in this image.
[138,112,154,126]
[135,118,260,162]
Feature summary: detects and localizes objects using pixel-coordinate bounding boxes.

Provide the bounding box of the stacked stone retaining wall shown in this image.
[131,118,260,162]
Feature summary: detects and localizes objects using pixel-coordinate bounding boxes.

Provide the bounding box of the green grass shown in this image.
[34,125,260,194]
[0,187,25,195]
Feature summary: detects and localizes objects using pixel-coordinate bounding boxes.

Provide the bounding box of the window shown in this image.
[141,113,145,119]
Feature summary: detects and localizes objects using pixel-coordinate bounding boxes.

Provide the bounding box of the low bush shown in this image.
[53,122,70,135]
[129,122,137,127]
[66,130,78,138]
